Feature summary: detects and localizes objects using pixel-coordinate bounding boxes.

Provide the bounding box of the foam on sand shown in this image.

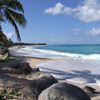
[9,46,100,85]
[37,59,100,86]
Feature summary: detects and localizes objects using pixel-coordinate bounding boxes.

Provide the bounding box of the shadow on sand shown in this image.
[39,67,100,83]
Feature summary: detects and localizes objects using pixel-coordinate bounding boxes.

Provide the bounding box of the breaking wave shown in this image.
[9,46,100,61]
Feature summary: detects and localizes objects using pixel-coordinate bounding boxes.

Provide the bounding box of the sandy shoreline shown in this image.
[0,54,100,99]
[24,57,100,100]
[4,46,100,99]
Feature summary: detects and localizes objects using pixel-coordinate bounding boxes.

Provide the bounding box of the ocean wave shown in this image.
[9,46,100,61]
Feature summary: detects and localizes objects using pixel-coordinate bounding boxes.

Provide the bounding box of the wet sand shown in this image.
[25,57,100,100]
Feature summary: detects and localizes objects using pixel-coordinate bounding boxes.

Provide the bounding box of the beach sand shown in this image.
[0,54,100,100]
[25,57,100,100]
[25,57,51,68]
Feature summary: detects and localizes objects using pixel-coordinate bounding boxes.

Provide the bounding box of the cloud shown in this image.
[44,2,63,15]
[4,32,14,39]
[50,38,67,44]
[44,2,73,15]
[88,28,100,36]
[76,0,100,22]
[72,28,100,36]
[44,0,100,22]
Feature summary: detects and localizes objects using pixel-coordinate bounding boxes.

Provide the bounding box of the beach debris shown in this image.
[83,86,100,98]
[38,82,91,100]
[83,86,96,93]
[0,53,8,61]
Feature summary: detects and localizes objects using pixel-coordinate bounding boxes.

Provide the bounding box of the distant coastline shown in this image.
[11,42,47,46]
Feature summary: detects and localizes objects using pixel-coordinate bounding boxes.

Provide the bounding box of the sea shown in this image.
[35,44,100,60]
[10,44,100,85]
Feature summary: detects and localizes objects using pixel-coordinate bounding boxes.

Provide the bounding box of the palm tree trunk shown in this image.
[0,24,2,33]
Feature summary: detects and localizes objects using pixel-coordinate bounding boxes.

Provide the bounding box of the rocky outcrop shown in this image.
[0,68,58,100]
[11,62,33,74]
[0,61,93,100]
[1,60,40,75]
[30,72,58,99]
[1,61,33,74]
[38,82,91,100]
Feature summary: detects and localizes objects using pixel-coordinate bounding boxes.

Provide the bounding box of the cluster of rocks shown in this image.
[0,61,92,100]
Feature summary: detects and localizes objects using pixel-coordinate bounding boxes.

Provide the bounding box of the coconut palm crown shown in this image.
[0,0,26,42]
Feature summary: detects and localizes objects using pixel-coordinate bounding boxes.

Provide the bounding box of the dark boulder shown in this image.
[31,72,58,99]
[32,67,39,72]
[11,62,33,74]
[38,82,91,100]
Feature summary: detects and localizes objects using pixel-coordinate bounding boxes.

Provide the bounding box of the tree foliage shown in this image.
[0,0,26,42]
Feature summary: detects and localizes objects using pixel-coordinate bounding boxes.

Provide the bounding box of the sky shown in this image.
[2,0,100,44]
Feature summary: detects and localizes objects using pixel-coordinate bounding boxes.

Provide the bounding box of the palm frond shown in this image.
[2,0,24,13]
[5,10,21,42]
[0,15,5,22]
[0,31,7,38]
[6,8,26,27]
[0,0,27,42]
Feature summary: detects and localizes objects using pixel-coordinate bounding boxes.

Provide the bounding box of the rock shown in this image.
[0,74,35,100]
[2,60,39,75]
[26,71,54,80]
[38,82,91,100]
[31,72,58,99]
[32,67,39,72]
[11,62,33,74]
[0,71,57,100]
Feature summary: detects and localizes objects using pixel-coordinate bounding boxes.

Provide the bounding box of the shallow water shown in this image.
[9,45,100,85]
[37,59,100,85]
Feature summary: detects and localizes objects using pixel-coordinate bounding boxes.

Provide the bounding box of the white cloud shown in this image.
[44,2,64,15]
[72,28,100,36]
[89,28,100,36]
[50,38,67,44]
[51,38,58,42]
[44,0,100,22]
[44,2,73,15]
[76,0,100,22]
[4,32,14,39]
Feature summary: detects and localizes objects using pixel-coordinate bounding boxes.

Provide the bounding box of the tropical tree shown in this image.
[0,32,9,46]
[0,0,26,43]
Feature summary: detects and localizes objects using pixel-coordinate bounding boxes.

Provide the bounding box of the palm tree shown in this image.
[0,0,26,42]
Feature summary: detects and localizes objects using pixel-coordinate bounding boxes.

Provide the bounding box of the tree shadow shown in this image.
[0,61,33,88]
[40,67,100,83]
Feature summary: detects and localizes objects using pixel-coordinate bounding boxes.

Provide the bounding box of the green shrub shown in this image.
[0,88,21,100]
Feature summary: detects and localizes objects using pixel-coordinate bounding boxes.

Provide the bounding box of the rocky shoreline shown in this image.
[0,58,100,100]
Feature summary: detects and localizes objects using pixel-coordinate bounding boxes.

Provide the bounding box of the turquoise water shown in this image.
[10,44,100,60]
[36,44,100,54]
[9,45,100,84]
[35,45,100,84]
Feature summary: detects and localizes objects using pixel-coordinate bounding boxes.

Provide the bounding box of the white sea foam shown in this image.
[37,59,100,85]
[9,46,100,85]
[9,46,100,61]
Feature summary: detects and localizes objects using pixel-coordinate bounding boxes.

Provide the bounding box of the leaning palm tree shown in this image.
[0,0,26,42]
